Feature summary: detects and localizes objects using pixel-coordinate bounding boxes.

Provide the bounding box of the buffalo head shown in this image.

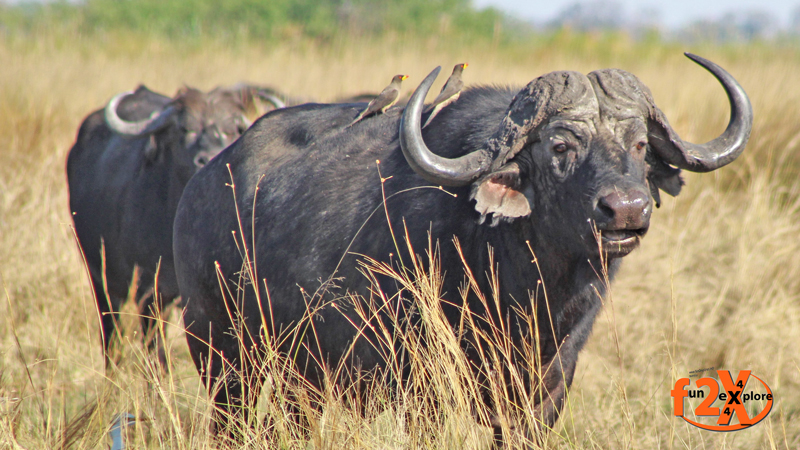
[104,84,285,169]
[401,53,752,259]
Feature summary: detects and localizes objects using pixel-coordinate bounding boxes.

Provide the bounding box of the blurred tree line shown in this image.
[0,0,509,42]
[1,0,798,46]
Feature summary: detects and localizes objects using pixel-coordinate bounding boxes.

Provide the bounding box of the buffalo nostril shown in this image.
[595,190,651,229]
[596,196,616,221]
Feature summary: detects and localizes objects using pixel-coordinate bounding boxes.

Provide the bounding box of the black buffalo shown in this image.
[172,54,751,441]
[67,84,284,365]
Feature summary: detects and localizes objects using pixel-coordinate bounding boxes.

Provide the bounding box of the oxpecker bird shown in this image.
[423,63,467,128]
[349,74,408,126]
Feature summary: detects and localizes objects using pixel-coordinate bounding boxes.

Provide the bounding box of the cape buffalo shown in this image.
[67,84,284,365]
[172,54,751,442]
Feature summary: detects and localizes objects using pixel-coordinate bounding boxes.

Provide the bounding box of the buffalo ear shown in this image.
[471,163,532,226]
[144,135,159,164]
[175,85,191,97]
[646,151,683,207]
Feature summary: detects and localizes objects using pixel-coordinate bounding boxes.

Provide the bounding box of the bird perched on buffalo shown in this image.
[349,74,408,126]
[423,63,467,128]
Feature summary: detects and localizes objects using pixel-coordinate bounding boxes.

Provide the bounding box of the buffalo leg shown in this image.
[91,273,124,367]
[186,315,265,441]
[213,366,263,440]
[492,295,600,448]
[488,353,578,449]
[202,352,264,440]
[264,386,319,441]
[532,293,601,431]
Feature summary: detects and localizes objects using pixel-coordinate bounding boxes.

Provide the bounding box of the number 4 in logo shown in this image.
[717,370,751,426]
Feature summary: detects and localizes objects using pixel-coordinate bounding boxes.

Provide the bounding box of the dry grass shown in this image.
[1,33,799,449]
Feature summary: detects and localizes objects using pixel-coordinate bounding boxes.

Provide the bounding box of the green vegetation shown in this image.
[0,0,507,43]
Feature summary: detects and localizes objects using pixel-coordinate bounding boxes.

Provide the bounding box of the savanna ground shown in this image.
[1,30,800,449]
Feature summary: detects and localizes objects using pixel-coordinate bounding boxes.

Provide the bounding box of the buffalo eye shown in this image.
[635,141,647,151]
[553,142,569,153]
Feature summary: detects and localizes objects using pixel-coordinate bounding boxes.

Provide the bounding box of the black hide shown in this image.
[173,61,749,441]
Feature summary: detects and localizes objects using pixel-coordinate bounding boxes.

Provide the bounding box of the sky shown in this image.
[472,0,799,28]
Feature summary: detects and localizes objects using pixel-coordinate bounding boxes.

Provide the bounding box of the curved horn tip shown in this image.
[399,65,491,186]
[656,52,753,173]
[404,66,442,124]
[104,89,176,137]
[103,90,136,129]
[411,66,443,101]
[425,66,443,82]
[684,52,720,72]
[107,89,136,107]
[684,52,704,63]
[260,92,286,109]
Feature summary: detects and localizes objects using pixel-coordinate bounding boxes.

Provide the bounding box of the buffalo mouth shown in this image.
[599,228,647,258]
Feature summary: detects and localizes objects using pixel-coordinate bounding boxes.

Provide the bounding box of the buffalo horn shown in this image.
[400,66,494,186]
[104,90,177,137]
[651,53,753,173]
[257,91,286,109]
[227,83,289,109]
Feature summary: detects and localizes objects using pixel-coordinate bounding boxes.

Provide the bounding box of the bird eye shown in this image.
[553,142,568,153]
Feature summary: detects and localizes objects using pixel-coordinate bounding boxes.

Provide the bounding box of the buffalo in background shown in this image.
[172,54,751,443]
[67,84,285,365]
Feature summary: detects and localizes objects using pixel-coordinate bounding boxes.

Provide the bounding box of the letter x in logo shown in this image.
[717,370,751,426]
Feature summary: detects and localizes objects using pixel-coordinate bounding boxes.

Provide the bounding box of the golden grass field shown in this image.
[1,32,800,448]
